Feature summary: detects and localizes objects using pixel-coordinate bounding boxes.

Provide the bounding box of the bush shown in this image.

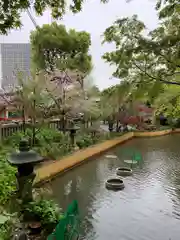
[4,128,74,160]
[0,152,16,204]
[76,134,93,149]
[4,126,123,161]
[3,130,31,147]
[172,119,180,128]
[24,198,63,226]
[76,131,119,149]
[0,212,19,240]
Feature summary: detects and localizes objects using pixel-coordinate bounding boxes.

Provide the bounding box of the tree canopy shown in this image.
[100,81,134,121]
[0,0,177,34]
[102,1,180,107]
[103,12,180,83]
[102,1,180,120]
[0,0,108,34]
[30,23,92,74]
[154,83,180,119]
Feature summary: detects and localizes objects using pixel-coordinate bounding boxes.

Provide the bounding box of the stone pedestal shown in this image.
[16,172,36,203]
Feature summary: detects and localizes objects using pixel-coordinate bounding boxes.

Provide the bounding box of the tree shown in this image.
[102,4,180,106]
[100,81,135,129]
[102,1,180,124]
[154,83,180,120]
[43,69,100,131]
[156,0,180,19]
[2,72,54,145]
[0,0,177,34]
[0,0,109,34]
[30,23,92,74]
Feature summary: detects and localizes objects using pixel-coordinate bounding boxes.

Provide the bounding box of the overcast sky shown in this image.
[0,0,158,90]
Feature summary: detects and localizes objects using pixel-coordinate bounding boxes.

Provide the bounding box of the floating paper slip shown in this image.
[105,155,118,159]
[124,159,138,164]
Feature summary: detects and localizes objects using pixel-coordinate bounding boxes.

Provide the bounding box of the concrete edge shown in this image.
[134,129,172,137]
[35,128,179,185]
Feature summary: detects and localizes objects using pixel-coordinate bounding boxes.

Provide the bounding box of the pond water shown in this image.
[48,134,180,240]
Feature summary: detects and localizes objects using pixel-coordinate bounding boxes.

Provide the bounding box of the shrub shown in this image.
[24,198,63,226]
[0,152,16,204]
[76,134,93,149]
[4,128,73,160]
[0,212,19,240]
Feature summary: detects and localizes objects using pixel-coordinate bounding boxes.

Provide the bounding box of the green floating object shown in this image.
[48,200,80,240]
[133,153,142,161]
[121,148,142,163]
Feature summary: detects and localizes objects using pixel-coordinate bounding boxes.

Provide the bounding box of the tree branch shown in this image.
[157,47,180,69]
[133,61,180,86]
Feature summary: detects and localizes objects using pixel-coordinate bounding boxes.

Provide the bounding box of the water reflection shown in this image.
[48,134,180,240]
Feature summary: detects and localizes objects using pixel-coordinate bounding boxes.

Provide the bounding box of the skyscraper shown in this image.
[0,43,31,88]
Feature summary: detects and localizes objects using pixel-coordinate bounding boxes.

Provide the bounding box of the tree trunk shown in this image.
[152,111,156,125]
[22,105,26,135]
[116,120,119,132]
[90,119,93,126]
[32,119,36,147]
[32,94,36,147]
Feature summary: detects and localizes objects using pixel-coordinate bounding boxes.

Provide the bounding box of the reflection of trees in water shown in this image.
[49,161,105,239]
[47,135,180,238]
[153,135,180,220]
[165,165,180,220]
[107,159,116,171]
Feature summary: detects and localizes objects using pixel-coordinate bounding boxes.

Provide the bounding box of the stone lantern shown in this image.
[67,125,80,148]
[8,139,44,203]
[59,121,79,148]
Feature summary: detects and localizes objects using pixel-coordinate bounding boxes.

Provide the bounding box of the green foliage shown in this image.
[76,129,121,149]
[76,134,94,148]
[4,125,121,159]
[0,0,177,35]
[3,128,31,147]
[102,2,180,119]
[156,0,180,19]
[0,0,109,34]
[0,152,16,205]
[154,84,180,119]
[102,4,180,102]
[0,212,19,240]
[30,23,92,73]
[33,129,73,159]
[100,81,138,121]
[24,199,63,226]
[4,127,73,160]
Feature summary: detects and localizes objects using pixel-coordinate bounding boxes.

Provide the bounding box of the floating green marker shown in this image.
[122,148,142,166]
[133,152,142,162]
[48,200,80,240]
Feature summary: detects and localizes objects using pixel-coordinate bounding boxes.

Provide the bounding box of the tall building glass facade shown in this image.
[0,43,31,88]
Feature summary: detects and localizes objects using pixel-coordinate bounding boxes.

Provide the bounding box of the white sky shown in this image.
[0,0,158,90]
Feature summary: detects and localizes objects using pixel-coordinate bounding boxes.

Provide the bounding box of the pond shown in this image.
[48,134,180,240]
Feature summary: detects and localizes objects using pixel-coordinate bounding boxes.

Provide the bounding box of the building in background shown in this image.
[0,43,31,88]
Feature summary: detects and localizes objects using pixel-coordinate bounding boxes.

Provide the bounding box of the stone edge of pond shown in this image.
[134,128,172,137]
[34,128,180,185]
